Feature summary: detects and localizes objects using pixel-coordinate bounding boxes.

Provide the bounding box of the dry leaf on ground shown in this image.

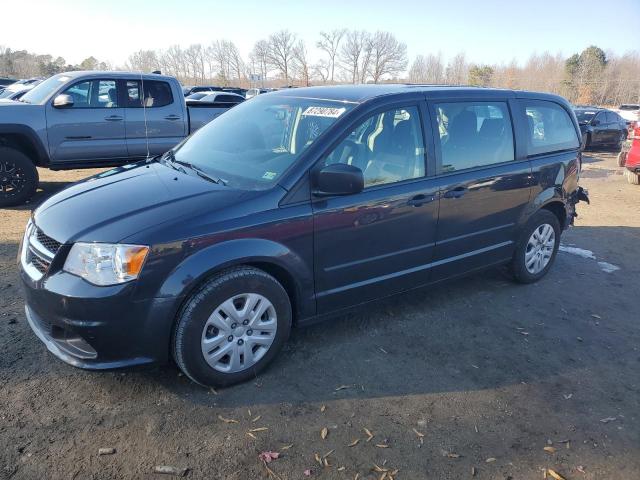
[217,415,238,424]
[258,451,280,463]
[321,427,328,439]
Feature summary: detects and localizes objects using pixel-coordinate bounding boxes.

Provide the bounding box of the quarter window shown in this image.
[523,101,580,155]
[62,80,118,108]
[324,106,426,188]
[435,101,514,172]
[126,80,173,108]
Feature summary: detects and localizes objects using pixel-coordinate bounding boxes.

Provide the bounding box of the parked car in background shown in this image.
[0,77,17,87]
[221,87,247,97]
[618,121,640,184]
[185,92,213,101]
[18,84,588,387]
[181,85,223,97]
[0,71,239,206]
[193,91,245,106]
[574,106,627,149]
[245,88,275,99]
[0,79,43,101]
[617,104,640,125]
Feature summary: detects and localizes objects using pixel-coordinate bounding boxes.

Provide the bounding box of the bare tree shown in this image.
[313,59,330,84]
[293,40,311,86]
[125,50,160,73]
[410,54,445,84]
[250,40,270,85]
[316,29,346,83]
[366,32,407,83]
[445,52,468,84]
[267,30,297,84]
[339,30,368,84]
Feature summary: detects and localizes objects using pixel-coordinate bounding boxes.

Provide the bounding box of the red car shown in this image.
[619,121,640,185]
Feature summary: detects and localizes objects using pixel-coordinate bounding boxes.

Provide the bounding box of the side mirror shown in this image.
[313,163,364,197]
[591,119,600,126]
[53,94,74,108]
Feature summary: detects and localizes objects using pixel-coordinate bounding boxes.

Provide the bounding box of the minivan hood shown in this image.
[33,162,257,243]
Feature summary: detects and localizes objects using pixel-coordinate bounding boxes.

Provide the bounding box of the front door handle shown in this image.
[407,194,436,207]
[164,114,181,121]
[443,187,467,199]
[104,115,123,121]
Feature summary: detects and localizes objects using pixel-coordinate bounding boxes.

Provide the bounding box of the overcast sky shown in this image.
[3,0,637,67]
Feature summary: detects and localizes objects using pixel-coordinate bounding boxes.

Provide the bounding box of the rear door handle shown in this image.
[443,187,467,199]
[104,115,123,121]
[407,194,436,207]
[164,114,181,121]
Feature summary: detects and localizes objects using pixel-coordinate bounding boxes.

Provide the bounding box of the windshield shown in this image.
[574,110,596,123]
[21,74,72,104]
[173,95,353,189]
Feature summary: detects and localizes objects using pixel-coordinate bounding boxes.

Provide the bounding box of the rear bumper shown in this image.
[567,186,589,226]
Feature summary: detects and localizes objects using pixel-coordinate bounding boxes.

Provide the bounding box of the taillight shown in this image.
[632,121,640,139]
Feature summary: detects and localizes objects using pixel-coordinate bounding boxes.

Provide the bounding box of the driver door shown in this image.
[46,78,127,163]
[312,102,440,313]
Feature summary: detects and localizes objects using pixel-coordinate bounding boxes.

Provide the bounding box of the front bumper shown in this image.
[19,228,179,370]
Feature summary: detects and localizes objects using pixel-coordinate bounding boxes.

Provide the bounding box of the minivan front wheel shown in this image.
[173,267,292,387]
[510,210,560,283]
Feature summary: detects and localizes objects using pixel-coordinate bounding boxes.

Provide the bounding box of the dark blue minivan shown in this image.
[19,85,588,386]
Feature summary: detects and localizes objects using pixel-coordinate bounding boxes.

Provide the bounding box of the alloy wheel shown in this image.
[0,160,26,196]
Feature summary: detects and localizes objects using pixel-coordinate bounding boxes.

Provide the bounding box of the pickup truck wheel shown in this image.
[625,170,640,185]
[172,266,292,387]
[0,147,38,207]
[510,210,560,284]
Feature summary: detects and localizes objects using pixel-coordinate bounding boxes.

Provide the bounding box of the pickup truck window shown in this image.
[62,80,118,108]
[126,80,173,108]
[523,101,580,156]
[173,95,354,190]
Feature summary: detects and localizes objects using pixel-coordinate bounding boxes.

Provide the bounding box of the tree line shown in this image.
[2,32,639,106]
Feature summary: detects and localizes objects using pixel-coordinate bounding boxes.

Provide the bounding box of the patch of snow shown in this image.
[558,244,620,274]
[558,245,596,259]
[598,261,620,273]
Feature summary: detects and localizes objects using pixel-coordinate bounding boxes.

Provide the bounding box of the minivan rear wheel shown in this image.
[0,147,38,207]
[510,210,560,284]
[172,266,292,387]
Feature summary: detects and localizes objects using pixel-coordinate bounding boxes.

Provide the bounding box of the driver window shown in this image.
[324,105,425,188]
[62,80,118,108]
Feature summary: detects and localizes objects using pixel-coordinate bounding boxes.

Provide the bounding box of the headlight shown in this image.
[63,243,149,286]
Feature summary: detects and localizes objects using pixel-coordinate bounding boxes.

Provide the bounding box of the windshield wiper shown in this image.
[160,151,227,185]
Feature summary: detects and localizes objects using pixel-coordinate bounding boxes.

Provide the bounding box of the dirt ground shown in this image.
[1,152,639,480]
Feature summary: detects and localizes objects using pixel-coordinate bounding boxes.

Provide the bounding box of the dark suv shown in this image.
[19,85,588,387]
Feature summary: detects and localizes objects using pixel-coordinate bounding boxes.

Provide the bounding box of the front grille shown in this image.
[35,229,61,253]
[29,252,50,273]
[22,223,60,280]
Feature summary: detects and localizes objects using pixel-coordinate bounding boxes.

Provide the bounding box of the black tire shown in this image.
[509,210,561,284]
[0,146,38,207]
[625,169,640,185]
[172,266,292,387]
[617,150,628,167]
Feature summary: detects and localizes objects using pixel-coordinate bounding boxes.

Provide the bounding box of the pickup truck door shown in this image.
[123,79,186,159]
[46,78,127,163]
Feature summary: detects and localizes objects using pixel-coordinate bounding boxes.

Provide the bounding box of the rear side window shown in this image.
[126,80,173,108]
[522,101,579,156]
[435,101,514,173]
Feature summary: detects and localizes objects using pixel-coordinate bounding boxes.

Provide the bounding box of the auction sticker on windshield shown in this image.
[303,106,346,118]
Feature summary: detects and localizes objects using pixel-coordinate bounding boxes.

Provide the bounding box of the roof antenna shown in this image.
[140,72,150,159]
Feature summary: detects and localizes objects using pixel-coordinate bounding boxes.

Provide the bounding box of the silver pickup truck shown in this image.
[0,71,238,206]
